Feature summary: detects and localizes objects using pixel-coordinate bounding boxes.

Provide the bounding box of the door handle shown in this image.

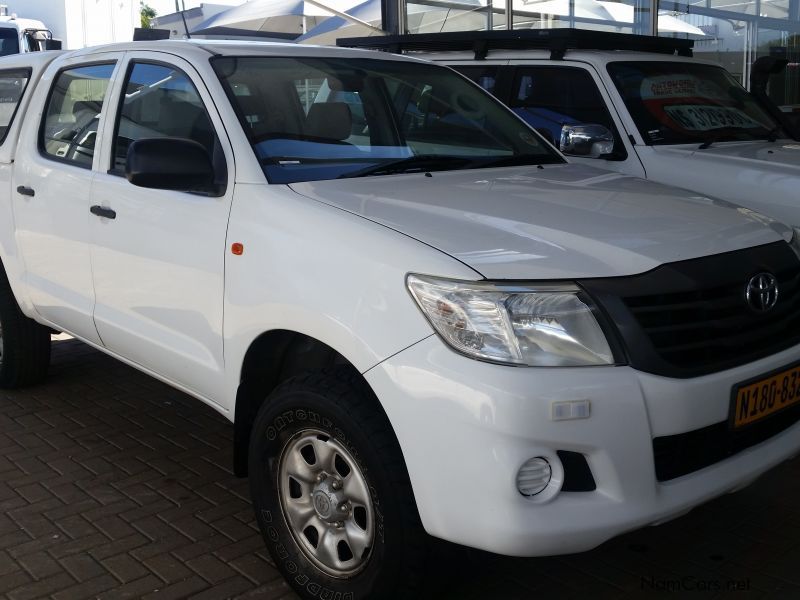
[90,205,116,220]
[16,186,35,197]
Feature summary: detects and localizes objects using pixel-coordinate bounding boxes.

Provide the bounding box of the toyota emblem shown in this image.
[745,273,779,312]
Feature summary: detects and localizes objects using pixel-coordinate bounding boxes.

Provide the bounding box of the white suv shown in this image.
[1,40,800,599]
[341,29,800,228]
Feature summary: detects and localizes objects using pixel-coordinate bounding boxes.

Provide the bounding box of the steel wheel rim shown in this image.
[277,428,375,578]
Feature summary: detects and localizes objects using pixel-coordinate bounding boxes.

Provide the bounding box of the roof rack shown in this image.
[338,28,694,61]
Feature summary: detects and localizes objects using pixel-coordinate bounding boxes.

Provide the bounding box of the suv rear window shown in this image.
[0,68,31,143]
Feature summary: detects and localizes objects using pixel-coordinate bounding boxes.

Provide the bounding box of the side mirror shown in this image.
[559,124,614,158]
[126,138,216,193]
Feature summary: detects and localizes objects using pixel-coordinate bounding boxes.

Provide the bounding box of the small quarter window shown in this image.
[41,63,115,168]
[0,68,31,144]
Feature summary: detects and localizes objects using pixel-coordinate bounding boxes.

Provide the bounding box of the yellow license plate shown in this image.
[732,363,800,429]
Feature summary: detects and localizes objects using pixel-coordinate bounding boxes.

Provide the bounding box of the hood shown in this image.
[289,163,789,280]
[653,140,800,173]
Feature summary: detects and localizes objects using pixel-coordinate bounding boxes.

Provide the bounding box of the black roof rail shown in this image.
[338,29,694,61]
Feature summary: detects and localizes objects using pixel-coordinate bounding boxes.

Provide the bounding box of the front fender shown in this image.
[221,183,479,411]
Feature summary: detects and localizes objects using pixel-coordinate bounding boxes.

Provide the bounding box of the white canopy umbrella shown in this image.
[298,0,704,46]
[597,2,706,36]
[513,0,615,21]
[297,0,487,45]
[656,13,708,36]
[193,0,364,36]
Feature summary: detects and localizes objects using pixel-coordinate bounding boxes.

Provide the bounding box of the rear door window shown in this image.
[41,63,116,168]
[0,68,31,143]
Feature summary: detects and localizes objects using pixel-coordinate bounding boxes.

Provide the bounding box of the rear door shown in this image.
[12,54,121,343]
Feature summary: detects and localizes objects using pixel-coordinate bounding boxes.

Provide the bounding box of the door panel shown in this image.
[12,58,119,344]
[89,55,233,402]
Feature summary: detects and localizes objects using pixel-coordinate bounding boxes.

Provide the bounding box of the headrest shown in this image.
[305,102,352,141]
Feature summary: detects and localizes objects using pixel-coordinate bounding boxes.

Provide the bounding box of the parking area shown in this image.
[1,336,799,600]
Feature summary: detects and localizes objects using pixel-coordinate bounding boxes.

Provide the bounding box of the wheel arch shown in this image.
[234,329,378,477]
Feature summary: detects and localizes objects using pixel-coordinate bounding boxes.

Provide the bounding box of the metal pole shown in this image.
[649,0,657,36]
[382,0,400,33]
[506,0,513,29]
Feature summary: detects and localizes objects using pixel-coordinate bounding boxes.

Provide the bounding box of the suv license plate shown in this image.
[731,363,800,429]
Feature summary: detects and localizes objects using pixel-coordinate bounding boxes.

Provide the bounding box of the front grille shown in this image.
[653,403,800,481]
[581,241,800,378]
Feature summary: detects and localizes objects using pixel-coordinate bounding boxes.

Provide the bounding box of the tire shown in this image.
[248,369,430,599]
[0,269,51,388]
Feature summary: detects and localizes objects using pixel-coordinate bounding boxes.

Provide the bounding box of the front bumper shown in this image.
[364,335,800,557]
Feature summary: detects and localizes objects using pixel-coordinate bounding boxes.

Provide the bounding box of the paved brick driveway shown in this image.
[1,336,799,599]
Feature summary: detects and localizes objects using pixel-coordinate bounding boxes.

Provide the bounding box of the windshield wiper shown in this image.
[698,133,719,150]
[338,155,474,179]
[698,127,741,150]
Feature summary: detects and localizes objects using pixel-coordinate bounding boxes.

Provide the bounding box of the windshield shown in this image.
[0,28,19,57]
[212,56,562,184]
[607,61,779,145]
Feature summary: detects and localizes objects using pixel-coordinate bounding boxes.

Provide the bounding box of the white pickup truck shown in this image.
[0,16,58,56]
[3,41,800,599]
[341,30,800,229]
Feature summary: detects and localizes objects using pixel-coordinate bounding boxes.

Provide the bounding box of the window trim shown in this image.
[38,60,117,170]
[0,67,32,145]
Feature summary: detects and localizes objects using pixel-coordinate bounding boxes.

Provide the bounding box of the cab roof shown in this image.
[63,38,419,64]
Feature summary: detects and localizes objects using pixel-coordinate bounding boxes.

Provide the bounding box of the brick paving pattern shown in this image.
[0,336,798,599]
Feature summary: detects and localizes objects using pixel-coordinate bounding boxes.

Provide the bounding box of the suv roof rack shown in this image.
[338,28,694,61]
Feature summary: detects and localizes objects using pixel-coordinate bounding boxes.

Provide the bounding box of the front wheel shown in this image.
[248,370,430,599]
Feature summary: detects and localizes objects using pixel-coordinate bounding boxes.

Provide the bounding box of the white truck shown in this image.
[0,15,58,55]
[341,30,800,229]
[2,40,800,599]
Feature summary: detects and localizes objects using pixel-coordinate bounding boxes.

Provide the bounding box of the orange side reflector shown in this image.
[231,243,244,255]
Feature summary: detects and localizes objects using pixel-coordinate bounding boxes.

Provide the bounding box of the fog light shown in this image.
[516,457,552,497]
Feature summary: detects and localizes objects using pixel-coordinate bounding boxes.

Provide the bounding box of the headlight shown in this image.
[407,274,616,367]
